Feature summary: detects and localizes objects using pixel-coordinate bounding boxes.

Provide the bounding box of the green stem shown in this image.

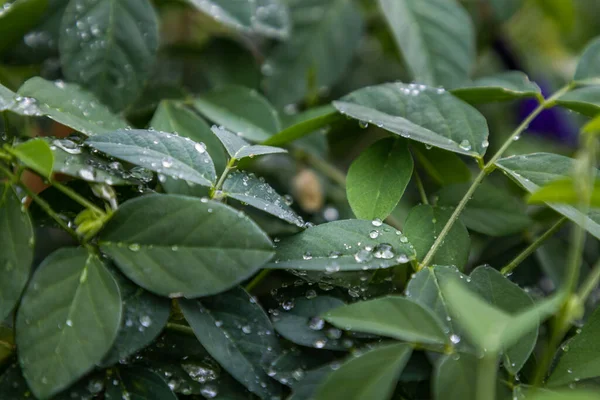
[420,84,573,269]
[165,322,196,336]
[52,180,105,215]
[414,169,429,205]
[245,269,272,292]
[477,353,498,400]
[210,158,236,199]
[501,217,567,276]
[578,259,600,303]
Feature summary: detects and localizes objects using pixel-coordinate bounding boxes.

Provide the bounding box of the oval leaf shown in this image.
[266,220,416,271]
[10,138,54,179]
[179,286,282,398]
[314,343,412,400]
[211,126,286,160]
[333,83,489,157]
[347,138,414,221]
[105,367,178,400]
[194,86,281,142]
[411,143,471,185]
[262,105,342,146]
[556,86,600,117]
[378,0,474,88]
[59,0,159,110]
[99,194,274,298]
[0,184,34,321]
[574,37,600,84]
[528,177,600,207]
[451,71,542,104]
[433,354,478,400]
[16,248,122,399]
[323,296,449,346]
[86,129,217,187]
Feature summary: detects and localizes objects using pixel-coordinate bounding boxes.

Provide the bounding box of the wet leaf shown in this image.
[411,143,471,185]
[263,105,341,146]
[528,177,600,207]
[574,37,600,84]
[556,87,600,116]
[0,0,47,54]
[0,83,15,111]
[433,353,477,400]
[105,367,177,400]
[99,194,274,298]
[266,220,416,272]
[10,138,54,179]
[16,248,122,399]
[212,126,287,161]
[451,71,542,103]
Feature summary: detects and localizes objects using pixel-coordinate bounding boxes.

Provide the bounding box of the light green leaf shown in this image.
[99,194,274,298]
[150,100,227,174]
[86,129,217,187]
[194,86,281,142]
[222,171,304,227]
[185,0,290,39]
[59,0,159,110]
[105,367,178,400]
[323,296,449,346]
[556,87,600,117]
[378,0,474,88]
[528,390,600,400]
[262,0,364,107]
[272,296,348,351]
[16,248,122,399]
[16,77,129,135]
[433,353,477,400]
[0,184,34,321]
[101,273,171,367]
[266,220,416,271]
[528,177,600,207]
[0,0,48,54]
[574,37,600,84]
[437,182,532,236]
[0,83,15,111]
[262,105,341,146]
[411,143,471,185]
[333,83,489,157]
[451,71,542,104]
[211,126,287,161]
[314,343,412,400]
[469,266,536,374]
[347,138,414,221]
[404,205,470,270]
[495,153,600,240]
[548,305,600,386]
[179,287,282,398]
[10,138,54,178]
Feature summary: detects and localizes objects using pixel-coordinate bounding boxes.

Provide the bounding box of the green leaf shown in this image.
[179,286,282,398]
[47,138,137,185]
[288,364,335,400]
[451,71,542,104]
[495,153,600,240]
[99,194,274,298]
[333,83,489,157]
[105,367,178,400]
[266,220,416,271]
[535,0,575,32]
[59,0,159,110]
[323,296,449,346]
[267,347,332,386]
[527,390,600,400]
[0,0,48,54]
[222,171,304,227]
[211,126,286,160]
[0,324,14,364]
[314,343,412,400]
[150,100,227,174]
[574,37,600,84]
[528,177,600,207]
[262,105,342,146]
[194,86,281,142]
[433,353,477,400]
[16,77,129,136]
[16,248,122,399]
[346,138,414,221]
[411,143,471,185]
[437,182,532,236]
[0,184,33,321]
[272,296,348,351]
[101,273,171,366]
[547,305,600,386]
[0,83,14,111]
[489,0,523,21]
[469,266,536,374]
[86,129,217,187]
[555,87,600,117]
[262,0,364,107]
[184,0,290,39]
[405,265,466,337]
[378,0,474,88]
[10,138,54,178]
[404,205,470,270]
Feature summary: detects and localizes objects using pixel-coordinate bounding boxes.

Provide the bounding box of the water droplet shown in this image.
[195,142,206,153]
[308,317,325,331]
[66,319,73,327]
[139,315,152,327]
[459,140,472,151]
[359,121,369,129]
[372,218,383,227]
[303,252,312,260]
[242,325,252,334]
[128,243,140,252]
[450,334,461,344]
[354,248,373,263]
[53,139,82,155]
[373,243,394,259]
[481,139,489,149]
[369,230,379,239]
[313,339,327,348]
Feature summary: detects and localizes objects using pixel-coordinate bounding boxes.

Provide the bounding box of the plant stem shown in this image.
[414,169,429,205]
[501,217,567,276]
[245,269,272,292]
[210,158,236,199]
[52,180,105,215]
[578,259,600,303]
[420,85,573,268]
[165,322,196,336]
[477,353,498,400]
